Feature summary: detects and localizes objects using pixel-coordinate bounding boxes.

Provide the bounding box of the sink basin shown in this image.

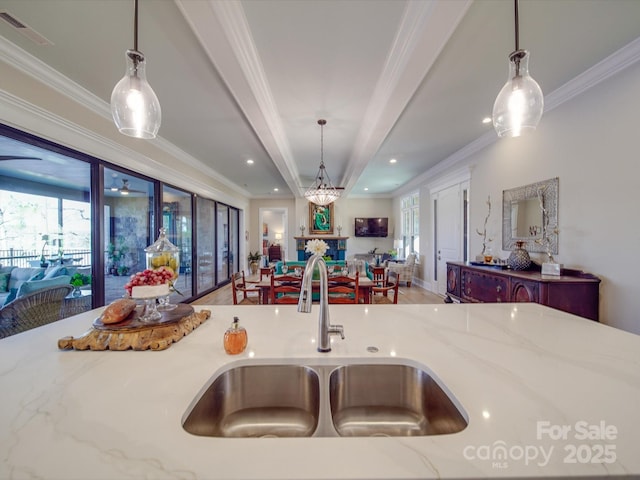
[182,364,320,438]
[183,360,467,438]
[329,364,467,437]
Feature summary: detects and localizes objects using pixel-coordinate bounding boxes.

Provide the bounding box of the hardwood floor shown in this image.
[191,275,444,306]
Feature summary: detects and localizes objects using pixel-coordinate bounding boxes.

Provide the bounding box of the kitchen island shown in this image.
[0,302,639,479]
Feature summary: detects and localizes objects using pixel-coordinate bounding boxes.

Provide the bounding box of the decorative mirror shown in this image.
[502,177,558,254]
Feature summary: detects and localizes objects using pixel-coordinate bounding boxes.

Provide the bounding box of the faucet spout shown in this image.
[297,253,344,352]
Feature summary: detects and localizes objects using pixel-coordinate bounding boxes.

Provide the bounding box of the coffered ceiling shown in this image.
[1,0,639,199]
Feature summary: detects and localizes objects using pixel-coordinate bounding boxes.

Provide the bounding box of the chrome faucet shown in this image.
[297,253,344,352]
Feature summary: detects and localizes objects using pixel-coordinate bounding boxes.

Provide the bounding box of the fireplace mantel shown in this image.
[294,236,349,261]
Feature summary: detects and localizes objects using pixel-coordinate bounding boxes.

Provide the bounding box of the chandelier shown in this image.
[304,119,341,206]
[111,0,161,139]
[492,0,544,138]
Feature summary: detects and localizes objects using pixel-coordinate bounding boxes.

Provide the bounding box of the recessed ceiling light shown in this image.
[389,158,397,164]
[246,159,254,164]
[273,187,279,192]
[482,117,492,124]
[364,187,369,191]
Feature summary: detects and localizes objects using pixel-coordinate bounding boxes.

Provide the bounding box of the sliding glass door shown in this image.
[216,204,229,283]
[103,167,155,304]
[162,185,193,300]
[196,197,215,292]
[0,123,242,313]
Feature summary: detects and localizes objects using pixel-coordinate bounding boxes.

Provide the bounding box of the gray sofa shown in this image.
[0,265,75,306]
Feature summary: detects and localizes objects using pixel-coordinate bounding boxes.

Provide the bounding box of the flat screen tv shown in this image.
[354,217,388,237]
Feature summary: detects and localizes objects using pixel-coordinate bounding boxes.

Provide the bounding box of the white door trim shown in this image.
[429,168,470,293]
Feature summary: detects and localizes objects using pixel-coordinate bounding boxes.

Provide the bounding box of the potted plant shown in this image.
[40,234,49,268]
[107,237,129,275]
[70,272,91,297]
[247,251,262,275]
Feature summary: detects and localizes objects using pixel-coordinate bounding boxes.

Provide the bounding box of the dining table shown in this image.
[254,273,374,304]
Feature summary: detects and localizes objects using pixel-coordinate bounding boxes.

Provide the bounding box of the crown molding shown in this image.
[394,35,640,198]
[341,0,473,194]
[0,89,246,206]
[0,35,110,118]
[176,0,301,197]
[0,35,252,203]
[544,35,640,111]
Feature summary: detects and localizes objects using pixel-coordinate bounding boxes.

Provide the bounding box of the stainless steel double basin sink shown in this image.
[182,359,467,438]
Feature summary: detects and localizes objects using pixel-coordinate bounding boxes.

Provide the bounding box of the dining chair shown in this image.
[231,271,261,305]
[327,271,359,304]
[259,266,275,281]
[370,271,399,304]
[270,274,303,304]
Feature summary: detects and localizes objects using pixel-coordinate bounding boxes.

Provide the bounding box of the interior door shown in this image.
[433,183,465,296]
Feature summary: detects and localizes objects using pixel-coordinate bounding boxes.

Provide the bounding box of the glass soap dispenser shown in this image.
[224,316,247,355]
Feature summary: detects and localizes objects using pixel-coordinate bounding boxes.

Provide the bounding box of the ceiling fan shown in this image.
[0,155,42,161]
[106,177,146,195]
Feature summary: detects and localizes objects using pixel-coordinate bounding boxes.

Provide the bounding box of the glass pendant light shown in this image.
[492,0,543,138]
[304,119,341,206]
[111,0,161,139]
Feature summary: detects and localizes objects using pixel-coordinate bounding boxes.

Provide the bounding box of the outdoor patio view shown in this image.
[0,126,239,338]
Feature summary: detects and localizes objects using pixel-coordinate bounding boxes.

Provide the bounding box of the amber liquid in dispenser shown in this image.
[224,317,247,354]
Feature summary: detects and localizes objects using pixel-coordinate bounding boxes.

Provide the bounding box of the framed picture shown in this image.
[309,202,334,235]
[262,222,268,237]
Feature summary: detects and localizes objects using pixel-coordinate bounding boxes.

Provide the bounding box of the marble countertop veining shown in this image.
[0,302,639,479]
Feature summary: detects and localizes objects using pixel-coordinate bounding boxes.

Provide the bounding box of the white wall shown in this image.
[339,198,394,257]
[417,60,640,334]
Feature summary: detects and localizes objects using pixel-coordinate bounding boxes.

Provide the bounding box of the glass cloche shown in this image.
[145,227,180,279]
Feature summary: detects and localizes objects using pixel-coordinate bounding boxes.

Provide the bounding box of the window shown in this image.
[216,203,229,283]
[162,185,193,300]
[401,192,419,258]
[0,152,92,317]
[104,167,155,304]
[0,124,243,329]
[196,196,215,292]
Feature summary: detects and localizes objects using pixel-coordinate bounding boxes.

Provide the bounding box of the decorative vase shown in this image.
[72,286,82,297]
[508,241,531,271]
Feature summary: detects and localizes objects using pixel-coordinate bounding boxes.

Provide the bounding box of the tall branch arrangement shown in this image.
[476,195,493,255]
[534,188,558,262]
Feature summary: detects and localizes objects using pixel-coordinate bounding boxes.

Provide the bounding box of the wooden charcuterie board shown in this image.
[58,304,210,351]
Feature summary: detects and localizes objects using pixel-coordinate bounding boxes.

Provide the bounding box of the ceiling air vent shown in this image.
[0,11,53,46]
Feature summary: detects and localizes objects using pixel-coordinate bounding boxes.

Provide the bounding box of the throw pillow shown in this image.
[28,270,45,282]
[16,275,71,298]
[0,272,9,292]
[0,265,16,276]
[43,265,68,279]
[3,288,17,306]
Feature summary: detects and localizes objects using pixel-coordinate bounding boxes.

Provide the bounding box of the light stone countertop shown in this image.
[0,302,639,479]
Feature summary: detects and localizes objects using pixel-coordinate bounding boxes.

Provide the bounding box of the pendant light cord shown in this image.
[511,0,522,77]
[320,122,324,166]
[133,0,139,52]
[514,0,519,52]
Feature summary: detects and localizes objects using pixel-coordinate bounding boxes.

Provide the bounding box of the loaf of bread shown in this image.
[101,298,137,324]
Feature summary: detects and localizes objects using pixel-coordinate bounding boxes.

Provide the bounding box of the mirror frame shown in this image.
[502,177,558,254]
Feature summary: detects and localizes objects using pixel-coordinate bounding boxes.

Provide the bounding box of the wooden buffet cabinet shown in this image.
[446,262,601,321]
